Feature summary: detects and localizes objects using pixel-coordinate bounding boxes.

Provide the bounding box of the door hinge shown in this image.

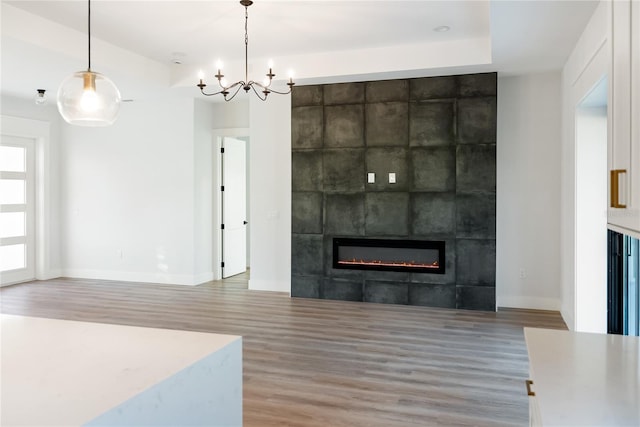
[220,147,225,154]
[221,185,225,191]
[221,224,225,230]
[221,261,225,268]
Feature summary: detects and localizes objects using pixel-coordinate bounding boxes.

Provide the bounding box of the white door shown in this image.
[222,137,247,278]
[0,136,35,286]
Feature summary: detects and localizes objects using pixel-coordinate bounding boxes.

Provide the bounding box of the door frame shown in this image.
[1,115,54,285]
[212,128,249,280]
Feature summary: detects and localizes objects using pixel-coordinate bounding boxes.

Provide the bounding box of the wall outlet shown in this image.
[117,249,123,259]
[367,172,375,183]
[519,269,526,279]
[388,173,396,184]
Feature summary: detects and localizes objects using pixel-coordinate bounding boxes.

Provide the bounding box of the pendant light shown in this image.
[57,0,121,126]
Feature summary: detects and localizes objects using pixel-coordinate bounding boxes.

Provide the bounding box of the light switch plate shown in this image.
[389,173,396,184]
[367,172,375,183]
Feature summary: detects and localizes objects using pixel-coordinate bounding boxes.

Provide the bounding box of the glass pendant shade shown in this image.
[57,70,121,127]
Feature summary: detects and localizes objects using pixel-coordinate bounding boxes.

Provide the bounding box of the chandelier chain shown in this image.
[245,4,249,86]
[245,6,249,46]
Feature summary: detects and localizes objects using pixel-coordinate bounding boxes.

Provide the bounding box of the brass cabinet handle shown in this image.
[526,379,535,397]
[610,169,627,208]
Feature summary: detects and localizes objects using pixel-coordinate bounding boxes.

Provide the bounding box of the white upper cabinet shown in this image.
[608,0,640,235]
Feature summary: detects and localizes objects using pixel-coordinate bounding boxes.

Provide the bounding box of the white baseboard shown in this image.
[193,272,214,285]
[497,296,561,311]
[37,269,62,280]
[248,279,290,294]
[560,305,575,331]
[61,269,202,286]
[1,269,62,287]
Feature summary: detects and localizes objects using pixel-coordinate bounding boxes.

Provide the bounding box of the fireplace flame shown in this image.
[338,258,439,269]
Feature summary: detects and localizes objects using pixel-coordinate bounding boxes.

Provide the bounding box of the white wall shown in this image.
[248,95,291,293]
[193,99,216,284]
[60,97,199,285]
[210,101,250,130]
[560,0,609,330]
[496,72,562,310]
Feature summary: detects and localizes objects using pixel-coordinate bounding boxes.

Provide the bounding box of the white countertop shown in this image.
[524,327,640,426]
[0,314,241,426]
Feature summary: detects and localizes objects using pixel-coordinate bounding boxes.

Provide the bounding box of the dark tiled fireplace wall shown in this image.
[290,73,497,311]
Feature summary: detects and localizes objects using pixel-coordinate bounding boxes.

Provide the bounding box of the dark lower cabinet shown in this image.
[608,230,640,336]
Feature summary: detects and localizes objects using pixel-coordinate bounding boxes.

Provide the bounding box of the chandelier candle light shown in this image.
[57,0,121,126]
[197,0,294,101]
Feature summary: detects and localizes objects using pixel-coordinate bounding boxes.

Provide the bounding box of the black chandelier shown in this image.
[197,0,295,101]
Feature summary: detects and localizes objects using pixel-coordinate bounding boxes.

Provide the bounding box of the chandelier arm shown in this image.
[252,80,293,95]
[249,84,268,101]
[217,79,246,92]
[200,81,242,97]
[224,84,247,102]
[266,87,294,95]
[199,88,226,97]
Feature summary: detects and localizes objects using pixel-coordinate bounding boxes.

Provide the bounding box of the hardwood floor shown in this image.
[0,277,566,427]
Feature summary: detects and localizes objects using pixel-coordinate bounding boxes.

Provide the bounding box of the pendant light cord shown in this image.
[244,4,249,85]
[87,0,91,71]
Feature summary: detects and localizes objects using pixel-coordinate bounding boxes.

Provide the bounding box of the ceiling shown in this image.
[1,0,599,102]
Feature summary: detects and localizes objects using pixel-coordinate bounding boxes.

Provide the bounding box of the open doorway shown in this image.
[213,129,250,281]
[221,136,247,278]
[574,76,608,333]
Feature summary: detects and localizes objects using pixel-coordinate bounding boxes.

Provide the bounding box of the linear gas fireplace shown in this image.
[333,238,445,274]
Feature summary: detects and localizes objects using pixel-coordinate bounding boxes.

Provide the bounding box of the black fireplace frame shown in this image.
[332,238,445,274]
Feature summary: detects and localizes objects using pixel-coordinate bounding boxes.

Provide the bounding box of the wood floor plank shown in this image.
[0,277,566,426]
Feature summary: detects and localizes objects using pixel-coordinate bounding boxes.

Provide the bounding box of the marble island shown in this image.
[525,327,640,426]
[0,314,242,426]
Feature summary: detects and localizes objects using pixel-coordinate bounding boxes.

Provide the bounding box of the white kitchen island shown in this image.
[524,327,640,426]
[0,314,242,426]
